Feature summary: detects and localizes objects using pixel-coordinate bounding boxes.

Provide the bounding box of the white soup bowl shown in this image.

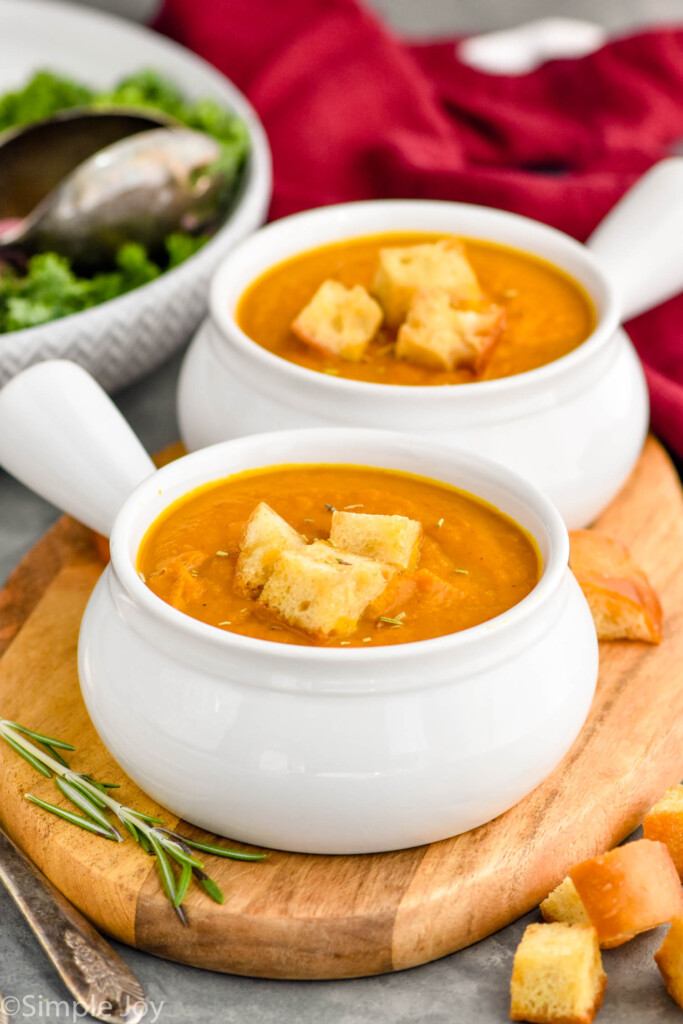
[179,159,683,527]
[0,361,598,854]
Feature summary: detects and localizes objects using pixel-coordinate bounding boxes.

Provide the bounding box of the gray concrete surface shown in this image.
[2,1,683,1022]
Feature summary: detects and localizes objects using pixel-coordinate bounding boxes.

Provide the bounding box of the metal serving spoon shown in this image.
[0,108,173,222]
[0,825,146,1023]
[0,113,230,270]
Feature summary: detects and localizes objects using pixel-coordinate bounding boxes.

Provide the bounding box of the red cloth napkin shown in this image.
[155,0,683,458]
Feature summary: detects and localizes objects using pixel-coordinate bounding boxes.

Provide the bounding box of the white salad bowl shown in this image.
[179,159,683,528]
[0,0,271,391]
[0,361,598,855]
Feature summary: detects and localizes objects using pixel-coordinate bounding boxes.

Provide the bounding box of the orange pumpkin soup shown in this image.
[137,465,540,648]
[236,233,595,385]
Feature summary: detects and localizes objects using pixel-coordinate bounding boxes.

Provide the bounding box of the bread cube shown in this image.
[644,785,683,879]
[304,539,395,575]
[372,239,482,327]
[395,289,504,373]
[234,502,304,596]
[541,877,591,928]
[569,530,662,643]
[510,922,606,1024]
[569,839,683,948]
[655,917,683,1009]
[290,280,383,361]
[258,546,390,638]
[330,511,422,570]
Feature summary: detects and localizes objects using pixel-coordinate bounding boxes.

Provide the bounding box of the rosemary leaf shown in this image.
[80,773,120,791]
[174,862,193,908]
[66,775,107,808]
[42,744,71,769]
[123,819,140,843]
[137,831,154,856]
[25,795,117,840]
[149,832,178,908]
[2,735,52,778]
[128,809,164,825]
[159,837,205,871]
[178,835,267,861]
[199,876,225,905]
[175,903,189,926]
[56,778,122,840]
[4,723,75,751]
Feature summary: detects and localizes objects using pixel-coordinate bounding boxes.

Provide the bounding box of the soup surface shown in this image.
[137,464,541,647]
[236,233,595,385]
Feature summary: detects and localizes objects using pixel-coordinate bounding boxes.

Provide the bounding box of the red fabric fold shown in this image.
[155,0,683,458]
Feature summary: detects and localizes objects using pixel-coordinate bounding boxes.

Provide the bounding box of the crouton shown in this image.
[330,511,422,570]
[234,502,304,596]
[290,279,383,361]
[395,289,504,373]
[303,538,395,575]
[569,530,662,643]
[510,922,606,1024]
[541,877,591,928]
[655,917,683,1009]
[569,840,683,948]
[372,239,482,327]
[644,785,683,879]
[258,546,390,638]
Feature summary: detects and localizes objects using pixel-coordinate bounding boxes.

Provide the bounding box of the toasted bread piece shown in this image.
[541,877,591,928]
[510,922,606,1024]
[644,785,683,879]
[395,289,504,373]
[330,511,422,570]
[655,917,683,1009]
[304,538,396,578]
[234,502,304,596]
[569,840,683,948]
[290,279,383,361]
[372,239,482,328]
[258,546,390,638]
[568,530,662,643]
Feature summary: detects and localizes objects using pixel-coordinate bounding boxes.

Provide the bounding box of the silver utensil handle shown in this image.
[0,827,146,1024]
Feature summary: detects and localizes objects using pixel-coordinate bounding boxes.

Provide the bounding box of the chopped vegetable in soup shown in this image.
[137,465,541,647]
[236,233,595,385]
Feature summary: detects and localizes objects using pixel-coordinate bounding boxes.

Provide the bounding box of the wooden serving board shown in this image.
[1,437,682,980]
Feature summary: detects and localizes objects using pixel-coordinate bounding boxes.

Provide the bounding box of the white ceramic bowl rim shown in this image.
[208,199,621,401]
[109,427,569,665]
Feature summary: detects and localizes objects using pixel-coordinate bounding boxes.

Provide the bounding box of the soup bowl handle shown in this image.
[587,157,683,322]
[0,360,156,538]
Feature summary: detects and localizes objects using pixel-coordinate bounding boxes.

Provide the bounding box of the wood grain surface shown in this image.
[0,437,681,979]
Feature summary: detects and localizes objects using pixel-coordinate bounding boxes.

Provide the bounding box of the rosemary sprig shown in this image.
[0,718,266,925]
